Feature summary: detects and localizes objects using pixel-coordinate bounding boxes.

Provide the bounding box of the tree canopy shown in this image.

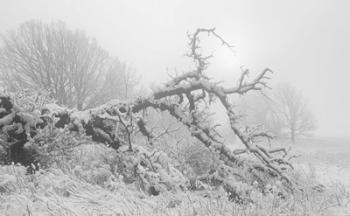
[0,20,138,110]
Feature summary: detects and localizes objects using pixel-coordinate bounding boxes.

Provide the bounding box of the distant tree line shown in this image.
[0,20,139,110]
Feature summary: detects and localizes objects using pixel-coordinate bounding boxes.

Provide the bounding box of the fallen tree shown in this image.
[0,28,295,195]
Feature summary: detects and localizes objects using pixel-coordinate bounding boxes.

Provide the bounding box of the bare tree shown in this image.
[237,92,284,138]
[0,20,137,110]
[237,84,316,143]
[272,83,316,143]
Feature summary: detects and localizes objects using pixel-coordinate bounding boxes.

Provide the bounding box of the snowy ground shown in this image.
[292,137,350,187]
[1,137,349,216]
[290,137,350,215]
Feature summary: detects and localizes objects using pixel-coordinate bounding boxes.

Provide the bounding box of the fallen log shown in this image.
[0,28,295,192]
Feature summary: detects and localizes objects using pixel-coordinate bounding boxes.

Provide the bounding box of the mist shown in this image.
[2,1,350,215]
[1,0,350,137]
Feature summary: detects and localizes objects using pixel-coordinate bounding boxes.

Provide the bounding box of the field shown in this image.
[288,137,350,215]
[290,137,350,187]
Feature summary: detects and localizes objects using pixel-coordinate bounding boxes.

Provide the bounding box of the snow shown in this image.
[0,112,15,127]
[0,173,17,193]
[43,103,66,114]
[70,110,91,125]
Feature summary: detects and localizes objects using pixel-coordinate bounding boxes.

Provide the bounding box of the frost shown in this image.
[43,103,66,114]
[0,173,17,193]
[70,110,91,125]
[0,112,15,127]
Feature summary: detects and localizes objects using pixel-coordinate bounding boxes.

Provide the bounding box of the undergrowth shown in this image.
[1,142,349,216]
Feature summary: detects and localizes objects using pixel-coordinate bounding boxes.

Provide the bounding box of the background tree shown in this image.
[237,83,316,143]
[272,83,316,143]
[238,92,283,137]
[0,20,138,110]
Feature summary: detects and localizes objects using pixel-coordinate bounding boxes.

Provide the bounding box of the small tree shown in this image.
[237,91,284,138]
[272,83,316,143]
[237,83,316,143]
[0,20,137,110]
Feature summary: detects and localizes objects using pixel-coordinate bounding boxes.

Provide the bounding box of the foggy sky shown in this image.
[0,0,349,137]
